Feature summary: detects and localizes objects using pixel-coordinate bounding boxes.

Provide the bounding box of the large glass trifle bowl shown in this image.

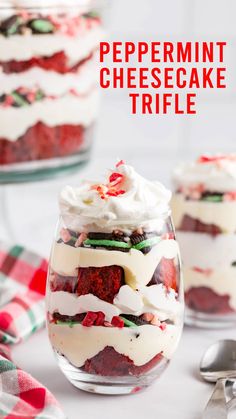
[46,161,184,395]
[0,0,105,182]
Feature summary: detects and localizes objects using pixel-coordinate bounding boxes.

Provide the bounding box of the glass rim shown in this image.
[0,0,106,11]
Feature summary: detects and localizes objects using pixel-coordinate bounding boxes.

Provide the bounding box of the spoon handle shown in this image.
[203,378,228,419]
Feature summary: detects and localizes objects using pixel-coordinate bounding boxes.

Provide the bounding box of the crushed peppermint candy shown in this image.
[91,161,126,200]
[197,154,236,163]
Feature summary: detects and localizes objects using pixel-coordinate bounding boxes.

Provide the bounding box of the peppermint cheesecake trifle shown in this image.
[0,1,104,171]
[46,161,183,394]
[172,154,236,327]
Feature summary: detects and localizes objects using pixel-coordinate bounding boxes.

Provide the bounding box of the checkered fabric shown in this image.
[0,243,66,419]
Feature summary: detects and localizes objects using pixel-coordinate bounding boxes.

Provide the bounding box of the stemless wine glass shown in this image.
[172,154,236,328]
[0,1,105,182]
[46,210,183,395]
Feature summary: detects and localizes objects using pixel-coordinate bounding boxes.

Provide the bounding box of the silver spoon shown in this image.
[200,340,236,419]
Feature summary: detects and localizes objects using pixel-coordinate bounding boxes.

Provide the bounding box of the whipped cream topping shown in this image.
[60,163,172,233]
[173,155,236,193]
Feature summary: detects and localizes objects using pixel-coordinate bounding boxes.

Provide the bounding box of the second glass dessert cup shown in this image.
[0,2,105,182]
[46,162,184,395]
[172,154,236,328]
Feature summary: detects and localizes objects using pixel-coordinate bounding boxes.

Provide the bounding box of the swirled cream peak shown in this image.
[173,154,236,193]
[60,162,171,232]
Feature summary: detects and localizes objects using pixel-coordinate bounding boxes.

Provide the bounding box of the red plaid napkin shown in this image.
[0,243,66,419]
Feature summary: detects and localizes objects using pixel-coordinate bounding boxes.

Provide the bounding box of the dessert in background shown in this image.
[172,154,236,327]
[46,161,183,394]
[0,0,104,177]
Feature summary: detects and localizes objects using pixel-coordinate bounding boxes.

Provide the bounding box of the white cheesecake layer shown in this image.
[48,322,182,367]
[0,56,98,96]
[0,25,104,63]
[171,193,236,234]
[47,285,183,322]
[176,232,236,270]
[50,239,180,289]
[0,89,99,140]
[184,266,236,310]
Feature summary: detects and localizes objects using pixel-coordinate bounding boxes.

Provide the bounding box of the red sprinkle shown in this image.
[116,160,125,167]
[27,92,36,103]
[111,316,124,328]
[3,95,14,107]
[104,321,113,327]
[197,155,226,163]
[193,267,213,276]
[69,88,80,97]
[131,386,142,394]
[90,162,127,200]
[224,191,236,201]
[160,322,167,331]
[94,311,105,326]
[109,172,123,185]
[82,312,98,327]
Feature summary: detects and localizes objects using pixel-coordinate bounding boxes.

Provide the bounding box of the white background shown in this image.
[2,0,236,418]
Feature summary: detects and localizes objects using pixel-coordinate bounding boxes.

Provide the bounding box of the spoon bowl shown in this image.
[200,339,236,382]
[200,340,236,418]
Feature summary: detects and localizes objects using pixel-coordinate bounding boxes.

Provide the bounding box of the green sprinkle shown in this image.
[83,11,99,19]
[201,195,223,203]
[83,236,161,251]
[56,320,79,327]
[83,239,131,249]
[35,90,44,101]
[132,236,161,250]
[30,19,55,34]
[6,17,21,36]
[232,261,236,267]
[120,316,137,328]
[12,92,28,107]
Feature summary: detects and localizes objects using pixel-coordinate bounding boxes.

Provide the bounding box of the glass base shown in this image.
[185,306,236,329]
[0,123,95,184]
[55,352,169,395]
[0,150,90,184]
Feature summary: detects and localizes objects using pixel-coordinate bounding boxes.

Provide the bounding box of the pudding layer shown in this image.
[47,283,182,322]
[0,57,98,96]
[185,286,233,314]
[171,193,236,234]
[50,239,180,288]
[0,25,104,63]
[183,266,236,310]
[0,89,98,141]
[48,322,182,368]
[176,232,236,269]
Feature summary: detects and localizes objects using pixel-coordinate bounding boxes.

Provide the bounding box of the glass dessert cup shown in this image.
[46,162,184,395]
[0,2,104,183]
[172,154,236,328]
